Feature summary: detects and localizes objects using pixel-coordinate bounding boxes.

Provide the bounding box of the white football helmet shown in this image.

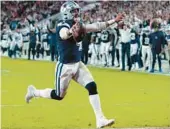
[60,1,81,21]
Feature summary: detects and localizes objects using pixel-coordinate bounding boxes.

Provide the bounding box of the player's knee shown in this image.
[50,90,63,101]
[85,81,98,95]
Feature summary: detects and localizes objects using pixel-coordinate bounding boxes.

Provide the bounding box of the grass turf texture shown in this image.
[1,57,170,129]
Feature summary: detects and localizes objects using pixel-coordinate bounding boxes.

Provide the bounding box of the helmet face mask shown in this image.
[60,1,81,21]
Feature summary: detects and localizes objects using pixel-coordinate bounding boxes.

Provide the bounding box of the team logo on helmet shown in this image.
[60,1,81,21]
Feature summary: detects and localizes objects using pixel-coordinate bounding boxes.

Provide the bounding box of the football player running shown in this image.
[25,1,124,128]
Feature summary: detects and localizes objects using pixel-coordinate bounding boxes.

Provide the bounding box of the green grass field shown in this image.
[1,57,170,129]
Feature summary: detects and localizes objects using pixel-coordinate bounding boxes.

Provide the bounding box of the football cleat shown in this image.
[97,117,115,128]
[25,85,36,103]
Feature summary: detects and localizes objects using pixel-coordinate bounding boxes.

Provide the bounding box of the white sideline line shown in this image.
[91,128,170,129]
[1,104,25,107]
[102,128,170,129]
[1,55,170,76]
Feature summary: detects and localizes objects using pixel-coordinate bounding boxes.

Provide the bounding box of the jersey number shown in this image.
[101,34,108,41]
[144,37,149,44]
[77,42,82,51]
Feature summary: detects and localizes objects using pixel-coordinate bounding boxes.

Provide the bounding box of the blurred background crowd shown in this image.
[1,1,170,74]
[1,1,170,29]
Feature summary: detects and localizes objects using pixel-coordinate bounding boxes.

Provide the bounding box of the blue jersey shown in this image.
[56,20,83,64]
[47,32,56,46]
[149,31,166,53]
[29,32,37,44]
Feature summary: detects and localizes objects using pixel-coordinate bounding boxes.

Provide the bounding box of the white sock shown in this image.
[89,94,104,119]
[34,88,52,99]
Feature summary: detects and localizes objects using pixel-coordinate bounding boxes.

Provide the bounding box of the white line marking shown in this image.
[1,104,25,107]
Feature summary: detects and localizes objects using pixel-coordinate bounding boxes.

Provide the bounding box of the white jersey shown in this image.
[2,32,8,41]
[22,28,30,43]
[100,30,110,43]
[1,31,9,48]
[14,32,23,47]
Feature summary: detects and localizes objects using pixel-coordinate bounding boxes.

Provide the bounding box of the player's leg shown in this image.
[132,44,138,69]
[73,62,114,128]
[28,44,31,60]
[111,46,115,66]
[90,44,96,65]
[157,53,162,72]
[32,44,36,60]
[142,46,146,70]
[130,44,135,69]
[25,62,72,103]
[150,49,156,72]
[126,43,132,71]
[105,43,111,66]
[146,47,152,71]
[96,44,101,65]
[100,43,106,66]
[116,48,120,67]
[121,43,126,71]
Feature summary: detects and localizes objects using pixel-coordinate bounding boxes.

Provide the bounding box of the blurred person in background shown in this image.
[41,26,48,58]
[90,31,101,65]
[1,26,10,54]
[119,23,132,71]
[149,20,166,73]
[8,30,16,58]
[14,27,23,57]
[28,29,37,60]
[130,29,140,70]
[36,24,43,59]
[81,32,91,65]
[140,26,152,71]
[109,25,118,67]
[100,29,112,67]
[8,27,23,58]
[22,25,30,56]
[47,25,57,62]
[114,27,121,67]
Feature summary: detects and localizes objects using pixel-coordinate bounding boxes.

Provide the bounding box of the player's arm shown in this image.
[60,13,124,40]
[84,14,124,33]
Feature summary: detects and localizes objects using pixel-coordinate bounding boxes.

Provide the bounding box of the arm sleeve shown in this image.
[84,19,116,33]
[84,22,107,33]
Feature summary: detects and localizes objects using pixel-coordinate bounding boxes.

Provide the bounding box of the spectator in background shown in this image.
[14,27,23,57]
[130,29,140,70]
[28,30,37,60]
[81,32,91,65]
[22,25,30,56]
[119,23,132,71]
[47,26,57,62]
[149,20,166,73]
[110,26,120,67]
[141,27,152,71]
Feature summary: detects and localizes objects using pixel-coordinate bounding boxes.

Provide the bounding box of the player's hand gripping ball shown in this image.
[71,21,85,42]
